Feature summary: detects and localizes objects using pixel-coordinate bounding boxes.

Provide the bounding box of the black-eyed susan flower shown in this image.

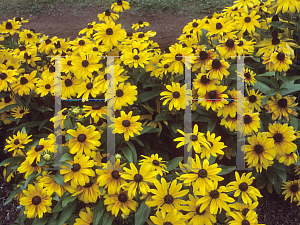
[111,0,130,12]
[246,88,264,112]
[217,38,241,59]
[79,22,101,37]
[217,88,237,119]
[196,180,235,215]
[71,52,102,80]
[275,0,300,13]
[98,9,119,23]
[240,111,260,136]
[139,154,167,176]
[193,73,220,97]
[192,46,217,72]
[4,130,32,153]
[0,20,21,35]
[19,183,52,218]
[121,48,152,68]
[36,76,54,97]
[61,74,82,99]
[27,138,53,164]
[177,155,223,195]
[83,104,107,123]
[266,122,297,157]
[237,68,256,86]
[146,178,189,218]
[19,29,38,45]
[120,163,158,198]
[269,49,292,72]
[112,111,143,141]
[96,159,127,194]
[228,209,260,225]
[199,131,226,159]
[104,190,138,217]
[74,207,93,225]
[0,70,17,92]
[226,172,262,205]
[235,11,261,34]
[107,82,137,110]
[174,124,210,153]
[38,36,55,54]
[52,38,69,54]
[60,154,95,188]
[12,71,38,96]
[282,180,300,203]
[207,17,234,37]
[139,100,167,137]
[18,158,47,179]
[220,115,237,132]
[11,106,29,119]
[265,93,298,121]
[160,82,189,111]
[205,58,230,80]
[132,21,150,31]
[77,77,102,100]
[182,194,217,225]
[150,209,186,225]
[0,111,13,125]
[162,43,193,75]
[244,132,276,172]
[232,0,260,13]
[67,123,101,156]
[94,21,126,51]
[38,171,66,197]
[279,152,298,166]
[71,178,103,203]
[199,85,228,111]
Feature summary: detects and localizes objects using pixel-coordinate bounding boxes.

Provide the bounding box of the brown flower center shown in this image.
[239,182,248,191]
[32,196,41,205]
[254,144,263,154]
[164,194,174,204]
[111,170,120,179]
[122,120,130,127]
[72,163,81,172]
[77,134,87,142]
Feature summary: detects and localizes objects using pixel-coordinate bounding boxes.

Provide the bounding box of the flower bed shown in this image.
[1,0,300,224]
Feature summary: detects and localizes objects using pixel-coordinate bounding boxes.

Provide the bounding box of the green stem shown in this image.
[7,82,26,107]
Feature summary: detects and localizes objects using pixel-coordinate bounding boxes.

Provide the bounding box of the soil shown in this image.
[0,3,201,51]
[1,3,300,225]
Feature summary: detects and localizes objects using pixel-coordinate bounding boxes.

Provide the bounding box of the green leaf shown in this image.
[207,119,216,132]
[139,126,161,135]
[268,21,294,29]
[131,137,144,146]
[266,168,277,185]
[52,173,65,186]
[280,82,300,95]
[21,127,26,133]
[125,141,137,163]
[121,146,133,163]
[289,116,298,131]
[37,106,53,113]
[4,186,22,205]
[217,165,236,175]
[154,113,173,122]
[171,123,182,133]
[23,172,37,190]
[101,211,115,225]
[166,157,183,171]
[0,103,19,113]
[0,156,25,167]
[196,106,211,117]
[52,193,67,213]
[32,215,50,225]
[135,199,151,225]
[256,71,275,77]
[273,176,282,194]
[99,186,104,195]
[253,81,271,94]
[58,201,77,225]
[272,167,287,182]
[64,117,73,131]
[38,119,49,131]
[135,90,160,104]
[92,199,105,225]
[8,121,41,132]
[62,195,77,208]
[61,153,73,162]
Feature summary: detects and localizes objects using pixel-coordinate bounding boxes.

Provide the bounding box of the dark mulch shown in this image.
[257,193,300,225]
[1,175,300,225]
[0,177,21,225]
